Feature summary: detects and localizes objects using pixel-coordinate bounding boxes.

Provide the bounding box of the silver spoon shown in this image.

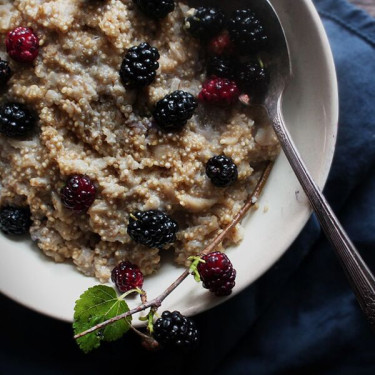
[260,0,375,330]
[188,0,375,328]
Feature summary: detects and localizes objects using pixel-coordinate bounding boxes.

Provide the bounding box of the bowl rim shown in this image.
[0,0,339,323]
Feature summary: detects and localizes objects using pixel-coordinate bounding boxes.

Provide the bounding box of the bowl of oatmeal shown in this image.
[0,0,337,323]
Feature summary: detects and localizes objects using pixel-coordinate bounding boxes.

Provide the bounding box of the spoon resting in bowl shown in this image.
[187,0,375,329]
[260,0,375,330]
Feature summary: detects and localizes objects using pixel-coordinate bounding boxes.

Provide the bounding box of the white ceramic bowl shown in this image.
[0,0,338,324]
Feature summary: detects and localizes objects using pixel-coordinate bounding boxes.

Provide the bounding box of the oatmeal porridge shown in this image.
[0,0,279,282]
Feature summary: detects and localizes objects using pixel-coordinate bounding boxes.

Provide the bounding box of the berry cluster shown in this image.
[0,4,266,354]
[185,7,270,104]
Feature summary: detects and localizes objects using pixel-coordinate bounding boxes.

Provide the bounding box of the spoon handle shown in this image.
[271,98,375,330]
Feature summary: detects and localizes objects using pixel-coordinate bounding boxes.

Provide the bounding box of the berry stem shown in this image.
[129,213,138,221]
[74,161,273,341]
[129,325,158,346]
[188,256,206,282]
[118,287,144,301]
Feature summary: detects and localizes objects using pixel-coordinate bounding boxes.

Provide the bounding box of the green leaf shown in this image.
[73,285,132,353]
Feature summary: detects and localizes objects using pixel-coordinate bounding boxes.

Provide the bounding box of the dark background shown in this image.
[2,0,375,374]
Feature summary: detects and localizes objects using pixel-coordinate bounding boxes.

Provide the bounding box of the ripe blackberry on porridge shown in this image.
[0,0,279,282]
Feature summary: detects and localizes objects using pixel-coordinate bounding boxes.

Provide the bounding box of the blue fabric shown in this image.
[2,0,375,373]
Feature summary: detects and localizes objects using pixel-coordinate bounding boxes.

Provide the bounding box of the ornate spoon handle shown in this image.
[270,97,375,329]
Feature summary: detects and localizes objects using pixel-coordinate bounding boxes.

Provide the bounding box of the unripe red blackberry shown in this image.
[198,78,239,106]
[60,175,96,213]
[197,251,236,296]
[6,27,39,63]
[111,261,144,293]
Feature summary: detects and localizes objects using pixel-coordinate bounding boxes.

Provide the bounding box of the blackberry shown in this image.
[6,27,39,63]
[127,210,178,248]
[0,206,31,235]
[133,0,175,19]
[0,59,12,86]
[206,155,238,187]
[153,311,199,349]
[228,9,268,53]
[198,78,239,106]
[197,251,236,296]
[153,90,197,131]
[60,175,96,212]
[111,261,144,293]
[120,43,160,88]
[236,59,270,97]
[185,7,225,40]
[206,56,236,80]
[0,102,36,138]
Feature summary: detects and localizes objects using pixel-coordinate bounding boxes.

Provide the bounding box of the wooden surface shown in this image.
[348,0,375,17]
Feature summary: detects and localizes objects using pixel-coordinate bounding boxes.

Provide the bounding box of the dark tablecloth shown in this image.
[2,0,375,374]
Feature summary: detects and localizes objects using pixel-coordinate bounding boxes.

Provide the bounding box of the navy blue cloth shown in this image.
[1,1,375,374]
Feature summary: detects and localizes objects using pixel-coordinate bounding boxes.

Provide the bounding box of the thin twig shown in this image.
[74,161,273,340]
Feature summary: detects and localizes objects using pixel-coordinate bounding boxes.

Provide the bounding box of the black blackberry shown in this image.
[236,59,270,97]
[228,9,268,53]
[0,206,31,235]
[127,210,178,248]
[206,155,238,187]
[153,311,199,349]
[0,102,36,138]
[185,7,225,39]
[153,90,197,131]
[206,56,236,80]
[133,0,175,19]
[0,59,11,86]
[120,43,160,88]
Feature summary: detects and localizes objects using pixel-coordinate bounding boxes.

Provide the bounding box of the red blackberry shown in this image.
[0,102,36,138]
[228,9,268,53]
[6,27,39,63]
[206,56,236,80]
[185,7,225,40]
[153,90,197,131]
[206,155,238,187]
[208,31,234,55]
[120,42,160,88]
[236,59,270,98]
[153,311,199,349]
[60,175,96,213]
[198,78,239,106]
[133,0,175,19]
[127,210,178,248]
[111,261,144,293]
[0,59,12,85]
[0,206,31,235]
[197,251,236,296]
